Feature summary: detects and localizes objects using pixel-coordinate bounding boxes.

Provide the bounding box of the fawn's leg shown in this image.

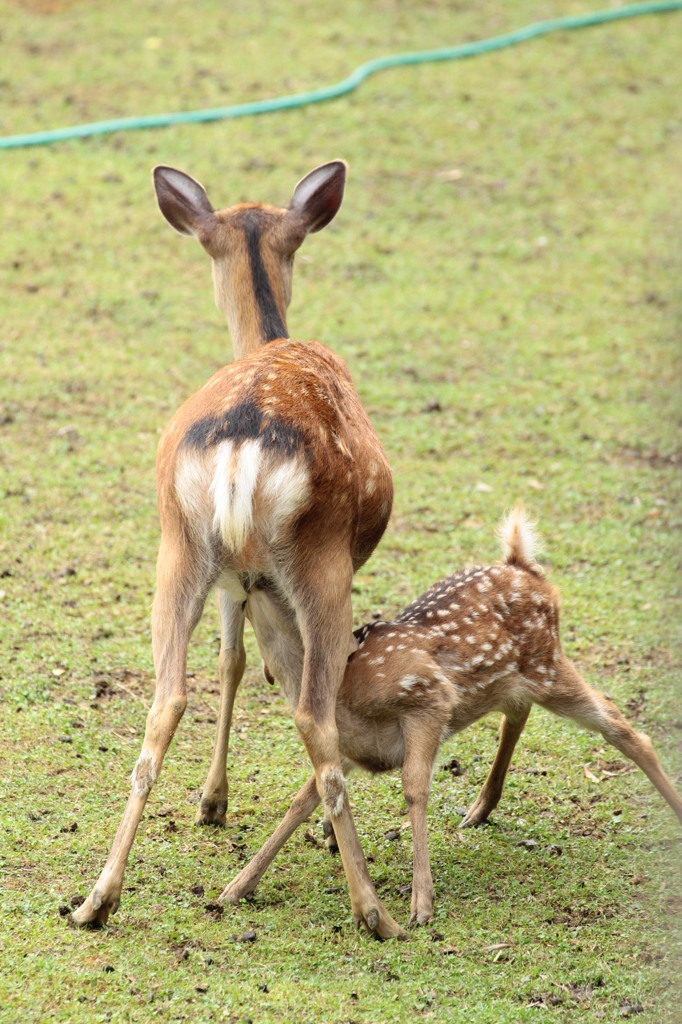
[541,656,682,825]
[460,705,531,829]
[221,774,321,903]
[196,590,246,825]
[291,554,404,939]
[402,718,442,926]
[72,534,209,927]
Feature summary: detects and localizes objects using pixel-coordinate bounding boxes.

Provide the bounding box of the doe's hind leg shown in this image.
[71,534,209,927]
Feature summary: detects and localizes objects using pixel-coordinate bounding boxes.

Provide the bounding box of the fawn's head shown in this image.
[153,160,347,357]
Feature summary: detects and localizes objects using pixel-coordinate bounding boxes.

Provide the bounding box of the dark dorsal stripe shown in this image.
[242,212,289,343]
[183,398,303,453]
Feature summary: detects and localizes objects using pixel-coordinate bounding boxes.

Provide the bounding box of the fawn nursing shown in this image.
[223,505,682,926]
[72,160,681,935]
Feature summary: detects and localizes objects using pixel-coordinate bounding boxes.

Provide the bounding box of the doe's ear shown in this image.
[153,165,215,237]
[287,159,347,235]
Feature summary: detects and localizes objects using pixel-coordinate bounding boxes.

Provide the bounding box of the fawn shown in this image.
[72,160,403,936]
[221,506,682,927]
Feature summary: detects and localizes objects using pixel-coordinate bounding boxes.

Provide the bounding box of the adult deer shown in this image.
[72,160,402,937]
[221,506,682,926]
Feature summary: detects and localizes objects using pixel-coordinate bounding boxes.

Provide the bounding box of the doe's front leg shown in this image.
[71,696,186,927]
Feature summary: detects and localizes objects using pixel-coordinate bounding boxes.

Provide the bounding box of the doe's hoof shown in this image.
[195,798,227,826]
[70,890,118,929]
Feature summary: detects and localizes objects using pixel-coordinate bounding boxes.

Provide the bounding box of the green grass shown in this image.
[1,0,681,1021]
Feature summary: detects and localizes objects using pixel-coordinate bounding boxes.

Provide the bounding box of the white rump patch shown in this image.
[260,456,311,542]
[211,440,310,553]
[175,454,213,533]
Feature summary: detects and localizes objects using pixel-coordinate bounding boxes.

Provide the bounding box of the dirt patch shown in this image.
[615,445,682,471]
[91,669,148,702]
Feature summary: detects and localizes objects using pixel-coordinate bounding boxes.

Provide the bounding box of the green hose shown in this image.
[1,1,680,151]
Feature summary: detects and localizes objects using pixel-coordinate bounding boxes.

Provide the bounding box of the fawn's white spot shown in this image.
[400,674,427,693]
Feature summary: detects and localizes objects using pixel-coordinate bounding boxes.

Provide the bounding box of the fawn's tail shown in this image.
[499,504,543,572]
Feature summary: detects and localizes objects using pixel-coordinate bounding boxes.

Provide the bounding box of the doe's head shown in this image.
[152,160,347,354]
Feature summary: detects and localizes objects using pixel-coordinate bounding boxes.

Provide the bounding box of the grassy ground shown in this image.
[1,1,681,1021]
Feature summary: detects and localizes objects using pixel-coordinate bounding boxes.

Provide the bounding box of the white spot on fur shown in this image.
[321,768,347,818]
[400,674,426,693]
[131,750,157,796]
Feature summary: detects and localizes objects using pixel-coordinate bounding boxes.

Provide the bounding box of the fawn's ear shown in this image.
[286,160,347,235]
[153,165,216,237]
